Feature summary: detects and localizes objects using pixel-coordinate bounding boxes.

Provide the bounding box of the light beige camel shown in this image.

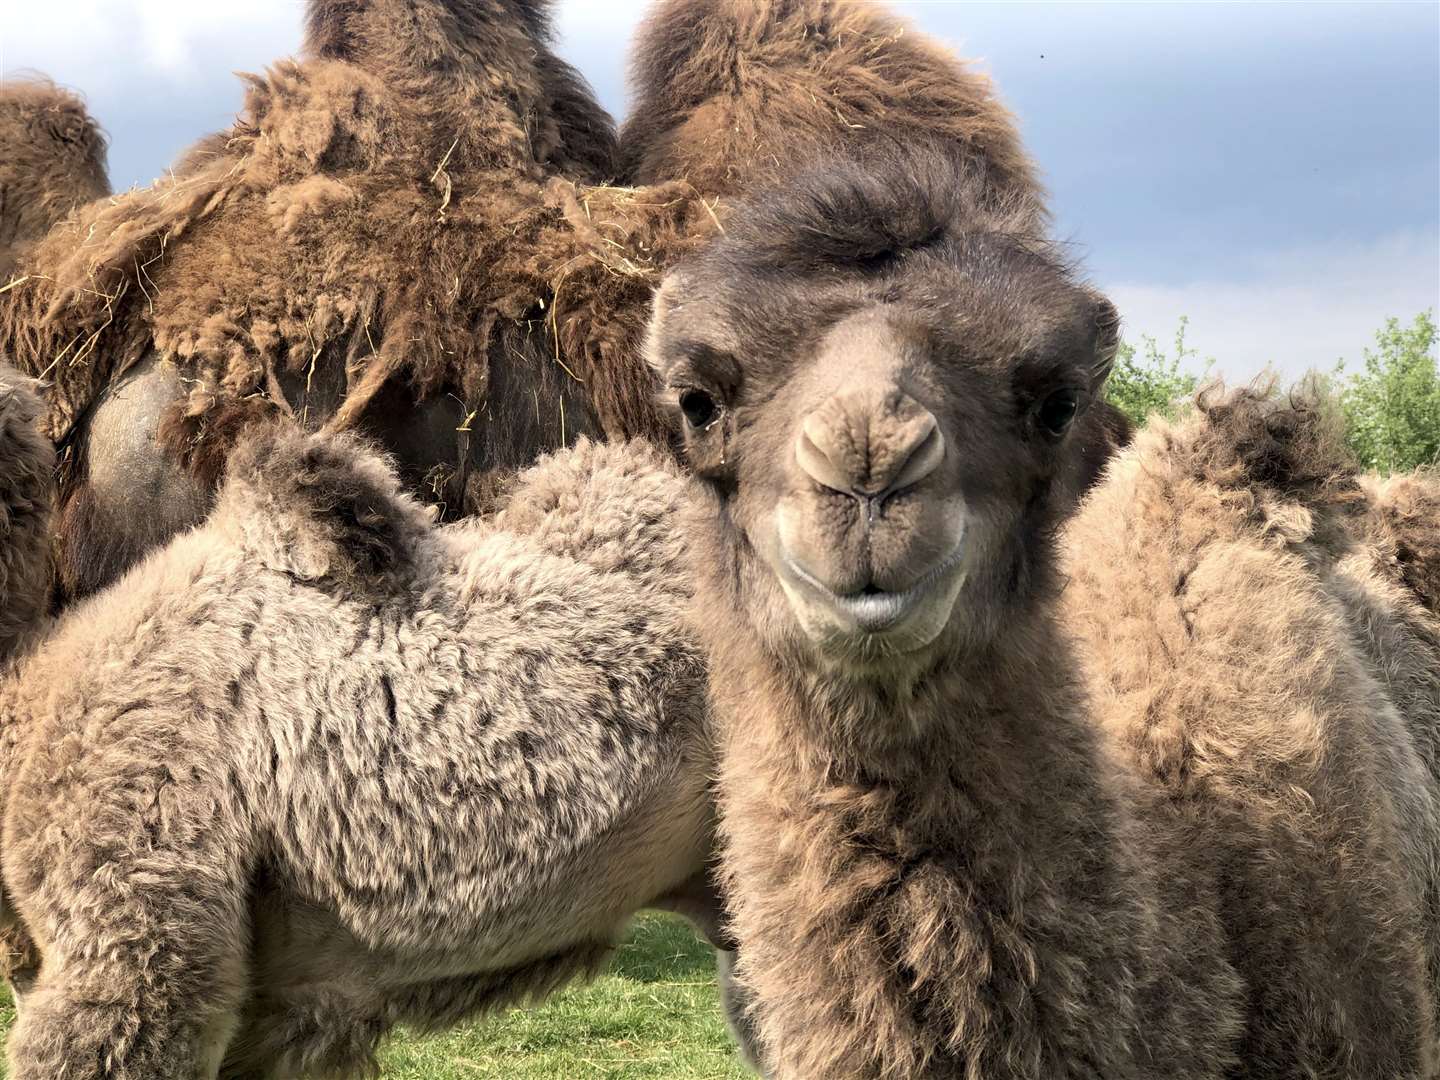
[0,422,742,1079]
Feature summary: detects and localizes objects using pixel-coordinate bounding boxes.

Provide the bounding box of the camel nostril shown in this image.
[886,419,944,496]
[796,416,854,495]
[796,394,944,498]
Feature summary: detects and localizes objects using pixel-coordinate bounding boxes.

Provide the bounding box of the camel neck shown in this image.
[701,571,1155,1079]
[702,592,1074,783]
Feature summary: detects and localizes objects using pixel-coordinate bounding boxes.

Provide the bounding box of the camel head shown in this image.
[649,145,1119,672]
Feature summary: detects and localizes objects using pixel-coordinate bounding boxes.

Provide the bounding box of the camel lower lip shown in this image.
[782,541,966,634]
[825,590,920,632]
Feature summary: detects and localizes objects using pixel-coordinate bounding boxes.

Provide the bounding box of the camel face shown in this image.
[649,148,1119,664]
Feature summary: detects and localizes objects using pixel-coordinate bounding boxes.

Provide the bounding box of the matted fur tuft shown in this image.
[1358,470,1440,613]
[216,424,436,587]
[0,79,109,283]
[1188,379,1358,502]
[0,362,53,661]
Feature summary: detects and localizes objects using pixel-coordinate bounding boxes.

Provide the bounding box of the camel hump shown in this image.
[1187,382,1358,504]
[619,0,1041,207]
[0,77,110,279]
[215,424,436,588]
[304,0,559,60]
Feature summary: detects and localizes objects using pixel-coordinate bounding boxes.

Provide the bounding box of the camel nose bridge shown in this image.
[795,386,944,497]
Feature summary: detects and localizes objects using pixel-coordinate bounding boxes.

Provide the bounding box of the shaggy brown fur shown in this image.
[618,0,1041,212]
[0,427,729,1079]
[0,0,714,539]
[651,145,1440,1077]
[0,363,52,662]
[2,0,1055,603]
[0,80,109,282]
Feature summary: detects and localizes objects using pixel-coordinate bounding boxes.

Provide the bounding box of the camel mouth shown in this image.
[777,539,969,643]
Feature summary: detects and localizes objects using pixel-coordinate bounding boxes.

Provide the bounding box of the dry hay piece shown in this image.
[0,78,110,283]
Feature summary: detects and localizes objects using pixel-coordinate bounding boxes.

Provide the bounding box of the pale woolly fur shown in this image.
[1062,398,1440,1076]
[0,363,52,663]
[0,428,721,1078]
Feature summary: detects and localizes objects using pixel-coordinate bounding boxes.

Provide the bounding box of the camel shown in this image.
[0,80,109,282]
[0,363,52,663]
[0,0,1067,603]
[647,140,1440,1077]
[1356,470,1440,615]
[0,415,755,1079]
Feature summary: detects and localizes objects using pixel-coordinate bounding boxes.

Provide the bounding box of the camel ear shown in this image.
[1088,295,1122,393]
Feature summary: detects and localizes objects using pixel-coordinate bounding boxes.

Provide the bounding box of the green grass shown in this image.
[0,914,752,1079]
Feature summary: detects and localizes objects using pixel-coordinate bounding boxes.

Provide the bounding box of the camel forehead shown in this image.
[667,250,1096,388]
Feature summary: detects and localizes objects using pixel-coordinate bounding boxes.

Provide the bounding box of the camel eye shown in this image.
[680,389,721,430]
[1037,388,1080,435]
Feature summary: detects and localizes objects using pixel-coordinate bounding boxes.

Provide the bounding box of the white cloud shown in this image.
[1105,229,1440,382]
[0,0,302,89]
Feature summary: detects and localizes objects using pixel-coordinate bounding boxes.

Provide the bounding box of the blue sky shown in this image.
[3,1,1436,379]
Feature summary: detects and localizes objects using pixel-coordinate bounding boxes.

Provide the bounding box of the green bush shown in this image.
[1336,310,1440,474]
[1104,316,1209,427]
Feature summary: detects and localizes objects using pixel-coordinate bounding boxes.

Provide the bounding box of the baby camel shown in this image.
[648,143,1440,1078]
[0,421,732,1079]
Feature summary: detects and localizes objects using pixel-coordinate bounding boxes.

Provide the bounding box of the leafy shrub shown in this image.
[1104,316,1209,426]
[1336,311,1439,474]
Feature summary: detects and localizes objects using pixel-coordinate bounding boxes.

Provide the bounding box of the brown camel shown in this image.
[0,0,1070,604]
[0,79,109,282]
[0,362,52,662]
[648,140,1440,1077]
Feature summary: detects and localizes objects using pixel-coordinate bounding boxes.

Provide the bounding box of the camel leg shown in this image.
[649,872,768,1074]
[4,731,251,1079]
[716,948,768,1076]
[8,929,247,1080]
[7,893,249,1080]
